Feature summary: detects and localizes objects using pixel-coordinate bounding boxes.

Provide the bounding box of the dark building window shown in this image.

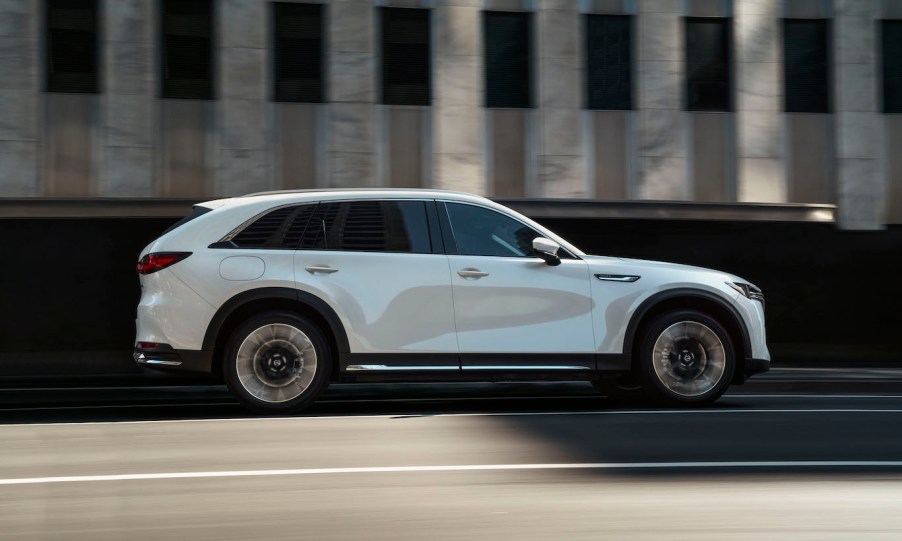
[273,2,324,103]
[585,15,632,110]
[46,0,98,93]
[882,20,902,113]
[685,17,731,111]
[161,0,213,100]
[484,11,532,108]
[783,19,829,113]
[301,201,432,253]
[381,8,431,106]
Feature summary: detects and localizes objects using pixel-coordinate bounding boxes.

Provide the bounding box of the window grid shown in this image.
[586,14,633,111]
[783,19,830,113]
[484,11,533,109]
[161,0,214,100]
[46,0,99,93]
[685,17,732,112]
[273,2,324,103]
[381,7,431,106]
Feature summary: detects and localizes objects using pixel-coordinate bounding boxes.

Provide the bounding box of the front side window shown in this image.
[300,201,432,253]
[445,202,542,258]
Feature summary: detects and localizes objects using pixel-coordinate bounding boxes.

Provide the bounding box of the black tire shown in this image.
[223,310,332,414]
[635,309,735,406]
[591,375,644,402]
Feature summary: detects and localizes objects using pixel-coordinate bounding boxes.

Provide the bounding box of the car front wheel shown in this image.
[223,311,331,414]
[636,309,735,405]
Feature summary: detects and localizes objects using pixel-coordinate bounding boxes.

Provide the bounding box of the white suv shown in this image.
[135,190,769,412]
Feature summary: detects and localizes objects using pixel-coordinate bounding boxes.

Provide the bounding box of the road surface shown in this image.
[0,367,901,539]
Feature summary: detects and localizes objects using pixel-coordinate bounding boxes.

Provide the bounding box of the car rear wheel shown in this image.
[636,309,735,405]
[224,311,331,414]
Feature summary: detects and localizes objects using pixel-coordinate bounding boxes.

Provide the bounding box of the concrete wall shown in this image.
[0,0,900,228]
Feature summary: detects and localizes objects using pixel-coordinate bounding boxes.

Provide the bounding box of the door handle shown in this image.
[457,268,489,279]
[305,265,339,275]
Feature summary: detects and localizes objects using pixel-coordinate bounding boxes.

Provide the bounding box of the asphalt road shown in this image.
[1,368,901,540]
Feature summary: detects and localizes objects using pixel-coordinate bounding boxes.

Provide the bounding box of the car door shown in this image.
[441,201,596,370]
[293,200,459,372]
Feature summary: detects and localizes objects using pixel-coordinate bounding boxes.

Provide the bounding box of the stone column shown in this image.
[834,0,884,229]
[217,0,269,196]
[0,0,39,196]
[101,0,155,196]
[636,0,687,200]
[536,0,584,197]
[735,0,785,203]
[432,0,485,194]
[328,0,377,187]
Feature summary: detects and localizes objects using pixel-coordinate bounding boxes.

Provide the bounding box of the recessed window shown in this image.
[46,0,98,93]
[783,19,830,113]
[882,20,902,114]
[301,201,433,254]
[586,15,632,111]
[686,17,732,112]
[381,7,431,106]
[161,0,213,100]
[273,2,324,103]
[484,11,532,109]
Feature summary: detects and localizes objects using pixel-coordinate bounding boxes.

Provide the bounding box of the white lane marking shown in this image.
[3,461,902,486]
[2,408,902,428]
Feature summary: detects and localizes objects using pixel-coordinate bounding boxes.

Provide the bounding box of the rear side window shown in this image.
[230,204,316,249]
[162,205,212,235]
[300,201,432,253]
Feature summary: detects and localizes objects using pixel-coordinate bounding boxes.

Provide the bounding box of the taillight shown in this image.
[137,252,191,274]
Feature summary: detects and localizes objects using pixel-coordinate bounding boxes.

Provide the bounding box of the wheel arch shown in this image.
[203,287,350,383]
[623,289,751,384]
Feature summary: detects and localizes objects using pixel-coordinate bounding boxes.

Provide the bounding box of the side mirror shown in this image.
[532,237,562,267]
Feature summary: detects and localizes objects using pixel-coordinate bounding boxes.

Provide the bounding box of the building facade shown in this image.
[1,0,901,229]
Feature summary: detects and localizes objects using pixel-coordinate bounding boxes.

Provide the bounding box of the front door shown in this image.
[442,202,596,370]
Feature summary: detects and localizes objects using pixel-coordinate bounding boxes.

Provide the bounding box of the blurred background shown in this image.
[2,0,900,378]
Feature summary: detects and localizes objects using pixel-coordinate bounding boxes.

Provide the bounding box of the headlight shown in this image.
[727,282,765,303]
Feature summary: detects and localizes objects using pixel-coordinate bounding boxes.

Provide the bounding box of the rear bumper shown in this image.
[134,344,214,374]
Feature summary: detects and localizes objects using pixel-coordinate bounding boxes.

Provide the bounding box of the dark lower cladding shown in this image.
[338,352,630,383]
[744,357,771,377]
[133,345,214,375]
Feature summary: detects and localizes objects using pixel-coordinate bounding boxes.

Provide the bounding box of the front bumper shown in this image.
[134,344,214,374]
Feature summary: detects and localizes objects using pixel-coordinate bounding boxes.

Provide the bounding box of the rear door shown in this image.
[293,200,459,372]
